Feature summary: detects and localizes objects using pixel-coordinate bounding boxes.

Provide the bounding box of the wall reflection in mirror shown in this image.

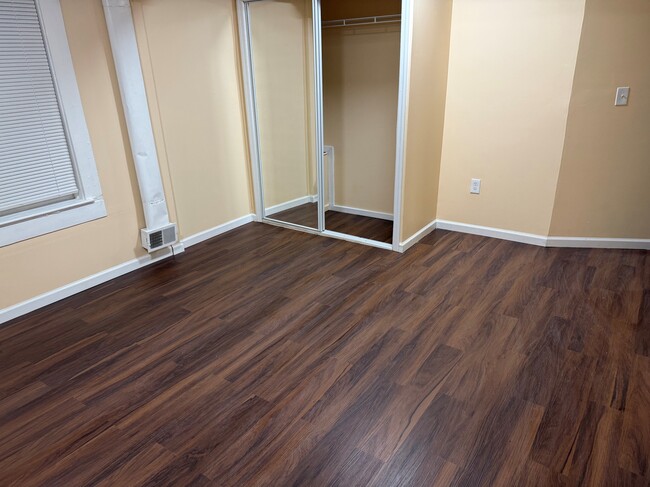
[248,0,319,229]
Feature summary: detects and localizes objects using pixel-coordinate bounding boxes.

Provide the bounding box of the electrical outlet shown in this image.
[615,87,630,106]
[470,178,481,194]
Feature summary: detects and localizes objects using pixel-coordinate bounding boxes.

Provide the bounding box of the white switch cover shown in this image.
[470,178,481,194]
[615,87,630,106]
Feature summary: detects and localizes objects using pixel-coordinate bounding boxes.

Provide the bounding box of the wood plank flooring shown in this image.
[271,203,393,243]
[0,223,648,486]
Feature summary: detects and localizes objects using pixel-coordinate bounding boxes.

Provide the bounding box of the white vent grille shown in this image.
[141,223,177,252]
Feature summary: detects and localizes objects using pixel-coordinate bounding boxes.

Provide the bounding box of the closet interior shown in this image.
[239,0,404,249]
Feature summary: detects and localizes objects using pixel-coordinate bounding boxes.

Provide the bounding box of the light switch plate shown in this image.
[615,87,630,106]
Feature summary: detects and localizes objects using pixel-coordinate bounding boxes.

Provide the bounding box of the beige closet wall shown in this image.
[549,0,650,239]
[399,0,452,242]
[436,0,586,236]
[133,0,253,235]
[322,24,400,215]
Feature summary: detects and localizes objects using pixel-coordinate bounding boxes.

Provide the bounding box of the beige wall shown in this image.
[0,0,153,310]
[1,0,258,311]
[249,0,314,209]
[133,0,253,236]
[400,0,452,241]
[435,0,586,236]
[322,24,400,215]
[549,0,650,239]
[4,0,648,314]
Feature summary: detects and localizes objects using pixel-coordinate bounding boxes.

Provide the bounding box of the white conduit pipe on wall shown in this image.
[102,0,177,252]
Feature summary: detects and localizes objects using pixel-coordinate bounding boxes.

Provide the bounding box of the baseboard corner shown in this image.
[399,219,438,252]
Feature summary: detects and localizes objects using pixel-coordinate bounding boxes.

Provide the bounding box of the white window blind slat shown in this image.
[0,0,79,215]
[1,172,77,188]
[0,146,72,163]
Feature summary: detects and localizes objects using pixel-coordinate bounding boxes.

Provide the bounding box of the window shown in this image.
[0,0,105,247]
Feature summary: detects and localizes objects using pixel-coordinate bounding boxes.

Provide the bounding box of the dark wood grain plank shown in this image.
[619,354,650,477]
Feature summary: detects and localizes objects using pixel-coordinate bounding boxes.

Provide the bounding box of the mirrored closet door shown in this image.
[245,0,320,230]
[238,0,406,250]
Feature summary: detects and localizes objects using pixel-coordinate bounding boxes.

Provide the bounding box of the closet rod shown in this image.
[322,14,401,29]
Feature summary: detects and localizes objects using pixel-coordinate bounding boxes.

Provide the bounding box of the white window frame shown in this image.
[0,0,106,247]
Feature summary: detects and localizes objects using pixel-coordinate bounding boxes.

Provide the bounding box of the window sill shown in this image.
[0,198,107,247]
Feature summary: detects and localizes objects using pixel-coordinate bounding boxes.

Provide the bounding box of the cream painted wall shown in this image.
[4,0,647,315]
[549,0,650,239]
[436,0,586,236]
[0,0,154,310]
[400,0,452,241]
[322,24,400,215]
[133,0,252,237]
[249,0,314,209]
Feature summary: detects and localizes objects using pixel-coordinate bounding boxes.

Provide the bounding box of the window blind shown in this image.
[0,0,79,215]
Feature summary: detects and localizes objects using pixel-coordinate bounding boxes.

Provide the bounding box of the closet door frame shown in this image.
[237,0,413,252]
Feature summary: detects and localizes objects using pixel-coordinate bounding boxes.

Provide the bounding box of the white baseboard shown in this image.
[330,205,393,221]
[0,248,174,325]
[0,213,256,325]
[546,236,650,250]
[435,220,547,247]
[4,213,647,325]
[181,214,255,248]
[430,219,650,250]
[265,195,316,216]
[399,220,437,252]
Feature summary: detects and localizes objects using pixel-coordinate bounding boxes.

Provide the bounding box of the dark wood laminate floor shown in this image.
[270,203,393,243]
[1,223,649,486]
[270,203,319,228]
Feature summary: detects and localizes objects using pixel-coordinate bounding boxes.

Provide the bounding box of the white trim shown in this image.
[237,0,264,221]
[181,214,255,248]
[0,200,107,248]
[313,0,326,233]
[323,230,393,251]
[435,220,547,247]
[398,219,437,252]
[391,0,414,252]
[38,0,103,201]
[434,220,650,250]
[0,213,257,325]
[265,195,317,217]
[102,0,173,235]
[330,205,393,222]
[0,248,174,326]
[546,236,650,250]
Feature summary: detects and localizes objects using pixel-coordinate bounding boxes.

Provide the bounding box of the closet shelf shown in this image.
[322,15,401,29]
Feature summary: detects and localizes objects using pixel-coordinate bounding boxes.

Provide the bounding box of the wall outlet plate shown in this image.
[470,178,481,194]
[615,87,630,106]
